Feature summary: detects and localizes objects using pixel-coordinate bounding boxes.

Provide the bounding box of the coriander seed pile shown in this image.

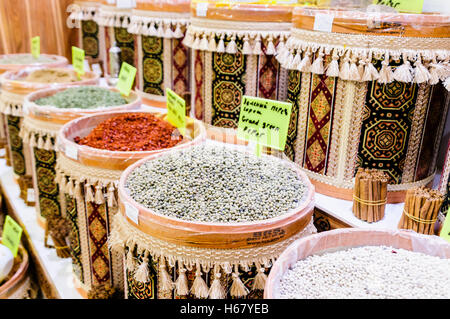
[277,246,450,299]
[125,145,307,223]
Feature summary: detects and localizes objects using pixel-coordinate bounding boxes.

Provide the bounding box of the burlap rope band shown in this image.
[109,213,317,299]
[277,28,450,87]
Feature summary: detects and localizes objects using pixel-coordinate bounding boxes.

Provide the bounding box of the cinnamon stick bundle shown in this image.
[397,187,443,235]
[352,168,388,223]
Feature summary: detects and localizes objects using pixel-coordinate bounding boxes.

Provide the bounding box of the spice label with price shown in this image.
[166,88,186,135]
[116,62,136,97]
[2,216,23,257]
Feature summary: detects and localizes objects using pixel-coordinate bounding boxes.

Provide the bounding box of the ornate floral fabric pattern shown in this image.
[172,38,190,116]
[357,80,418,183]
[34,147,61,218]
[82,20,99,59]
[142,36,164,96]
[114,27,135,68]
[285,70,302,161]
[7,115,25,176]
[66,193,84,284]
[126,248,158,299]
[211,39,246,128]
[194,50,205,121]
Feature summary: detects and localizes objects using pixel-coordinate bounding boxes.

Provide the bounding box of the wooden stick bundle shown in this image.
[352,168,388,223]
[398,187,443,235]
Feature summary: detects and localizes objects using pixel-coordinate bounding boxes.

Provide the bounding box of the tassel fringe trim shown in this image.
[127,14,189,38]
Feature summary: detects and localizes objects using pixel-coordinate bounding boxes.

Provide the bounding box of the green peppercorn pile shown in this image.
[126,144,307,223]
[34,86,128,109]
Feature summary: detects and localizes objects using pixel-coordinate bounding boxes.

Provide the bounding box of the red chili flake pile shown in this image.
[74,113,183,151]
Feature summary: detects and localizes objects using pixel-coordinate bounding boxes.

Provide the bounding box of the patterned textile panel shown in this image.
[257,46,280,101]
[86,200,112,287]
[414,83,447,181]
[194,50,205,121]
[34,147,61,218]
[211,39,246,129]
[142,36,164,96]
[285,70,302,161]
[65,193,84,284]
[7,115,25,176]
[81,20,99,59]
[302,73,337,174]
[126,248,158,299]
[356,80,418,183]
[442,174,450,216]
[172,38,191,116]
[114,27,135,68]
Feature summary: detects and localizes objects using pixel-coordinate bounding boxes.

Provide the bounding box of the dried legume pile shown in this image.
[35,86,127,109]
[24,68,78,83]
[277,246,450,299]
[126,144,307,223]
[74,113,183,151]
[0,54,55,64]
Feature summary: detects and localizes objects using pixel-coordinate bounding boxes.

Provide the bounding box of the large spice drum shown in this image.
[0,54,68,164]
[127,0,191,111]
[184,2,292,143]
[438,139,450,231]
[0,68,99,206]
[56,111,206,298]
[277,8,450,203]
[22,86,141,228]
[110,144,316,299]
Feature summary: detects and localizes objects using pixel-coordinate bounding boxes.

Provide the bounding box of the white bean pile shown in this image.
[277,246,450,299]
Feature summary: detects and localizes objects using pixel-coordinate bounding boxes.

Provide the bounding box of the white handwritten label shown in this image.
[65,144,78,160]
[196,3,208,17]
[313,13,334,33]
[125,202,139,225]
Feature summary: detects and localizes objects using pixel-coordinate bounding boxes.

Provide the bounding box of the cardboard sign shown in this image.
[372,0,424,14]
[166,88,186,136]
[440,208,450,243]
[72,46,85,76]
[116,62,136,97]
[237,96,292,151]
[2,216,23,257]
[31,36,40,58]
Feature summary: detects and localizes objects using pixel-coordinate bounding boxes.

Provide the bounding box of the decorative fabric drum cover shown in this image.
[110,147,316,299]
[277,8,450,203]
[184,2,292,143]
[21,86,139,229]
[127,0,191,111]
[95,3,138,80]
[439,140,450,227]
[55,111,206,297]
[0,68,96,206]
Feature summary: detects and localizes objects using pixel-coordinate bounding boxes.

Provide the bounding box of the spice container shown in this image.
[22,86,140,229]
[265,228,450,299]
[438,140,450,234]
[55,110,206,298]
[0,54,68,165]
[111,144,316,299]
[185,2,293,144]
[0,68,99,207]
[0,244,36,299]
[126,0,191,111]
[277,7,450,203]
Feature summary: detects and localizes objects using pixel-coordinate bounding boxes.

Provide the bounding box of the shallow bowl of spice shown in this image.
[0,53,68,75]
[265,228,450,299]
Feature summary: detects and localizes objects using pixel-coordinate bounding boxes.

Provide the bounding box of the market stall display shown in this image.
[185,2,292,144]
[22,85,140,229]
[0,68,100,207]
[110,144,316,299]
[277,7,450,203]
[265,228,450,298]
[55,111,206,298]
[127,0,191,110]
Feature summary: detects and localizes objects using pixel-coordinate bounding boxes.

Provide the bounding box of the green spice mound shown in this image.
[34,86,128,109]
[0,54,55,65]
[126,144,307,223]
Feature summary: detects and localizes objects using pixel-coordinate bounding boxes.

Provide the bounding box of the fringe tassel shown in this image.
[275,38,285,56]
[164,25,174,38]
[22,132,30,144]
[121,17,129,28]
[444,77,450,91]
[95,184,104,205]
[379,53,393,83]
[265,37,276,55]
[67,179,75,197]
[349,55,361,81]
[253,35,262,55]
[85,183,95,202]
[173,23,184,38]
[208,271,225,299]
[156,24,165,38]
[252,266,267,291]
[339,52,351,80]
[310,48,324,75]
[298,51,312,73]
[393,54,413,83]
[37,135,45,149]
[149,23,157,36]
[182,31,193,47]
[428,61,442,85]
[192,35,201,50]
[44,136,53,151]
[59,176,67,194]
[134,251,150,283]
[208,34,217,52]
[126,244,137,272]
[230,265,249,298]
[216,34,225,53]
[242,35,252,55]
[291,50,302,69]
[159,261,175,293]
[285,51,295,70]
[74,181,82,198]
[414,57,431,84]
[190,266,209,298]
[225,35,237,54]
[326,50,340,77]
[199,34,209,51]
[4,104,11,115]
[175,264,189,296]
[107,185,117,208]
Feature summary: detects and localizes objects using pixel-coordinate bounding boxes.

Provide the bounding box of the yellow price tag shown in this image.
[440,208,450,243]
[2,216,23,257]
[116,62,137,97]
[372,0,424,14]
[72,46,85,76]
[31,36,40,59]
[166,88,186,136]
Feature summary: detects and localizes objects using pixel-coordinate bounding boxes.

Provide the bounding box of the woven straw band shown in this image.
[184,17,291,55]
[352,196,386,206]
[277,28,450,89]
[403,210,437,225]
[127,9,189,38]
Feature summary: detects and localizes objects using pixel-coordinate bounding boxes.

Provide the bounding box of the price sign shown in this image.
[1,216,23,257]
[373,0,424,14]
[72,46,85,76]
[116,62,136,97]
[31,36,40,58]
[440,208,450,243]
[237,96,292,152]
[166,88,186,136]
